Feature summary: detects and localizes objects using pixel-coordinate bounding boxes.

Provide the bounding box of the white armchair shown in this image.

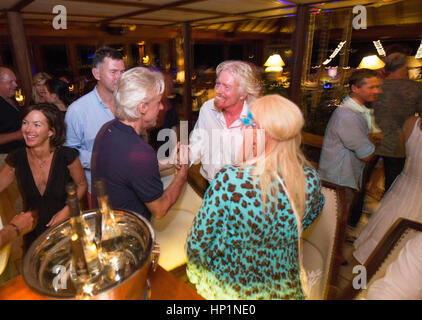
[302,181,349,300]
[341,218,422,300]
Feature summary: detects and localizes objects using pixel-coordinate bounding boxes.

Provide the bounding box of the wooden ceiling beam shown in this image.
[0,22,179,39]
[260,19,277,33]
[20,11,181,23]
[171,5,295,27]
[66,0,238,16]
[100,0,206,25]
[190,13,292,29]
[12,18,173,28]
[230,21,242,33]
[8,0,35,12]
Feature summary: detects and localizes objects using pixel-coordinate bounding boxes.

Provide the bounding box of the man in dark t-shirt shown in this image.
[0,67,24,160]
[91,67,188,220]
[372,53,422,191]
[92,119,164,220]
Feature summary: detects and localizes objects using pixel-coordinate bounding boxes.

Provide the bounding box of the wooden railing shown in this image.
[302,131,324,149]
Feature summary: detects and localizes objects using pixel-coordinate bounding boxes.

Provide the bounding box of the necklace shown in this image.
[38,159,48,168]
[28,149,53,169]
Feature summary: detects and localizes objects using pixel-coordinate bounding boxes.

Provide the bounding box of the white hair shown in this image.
[113,67,165,121]
[216,60,262,104]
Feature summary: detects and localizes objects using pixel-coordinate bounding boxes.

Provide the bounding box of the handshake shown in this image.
[158,142,190,173]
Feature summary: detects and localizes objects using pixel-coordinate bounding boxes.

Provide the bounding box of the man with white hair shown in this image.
[189,60,262,182]
[0,67,24,165]
[65,46,125,206]
[91,67,188,220]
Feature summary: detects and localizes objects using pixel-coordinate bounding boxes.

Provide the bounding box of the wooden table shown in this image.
[0,265,203,300]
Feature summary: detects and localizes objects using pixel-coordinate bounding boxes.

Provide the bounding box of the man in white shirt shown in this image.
[189,60,262,182]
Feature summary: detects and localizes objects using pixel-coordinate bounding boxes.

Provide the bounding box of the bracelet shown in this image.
[9,223,20,236]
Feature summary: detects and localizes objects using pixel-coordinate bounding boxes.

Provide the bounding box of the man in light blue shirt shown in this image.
[319,69,382,227]
[65,46,125,205]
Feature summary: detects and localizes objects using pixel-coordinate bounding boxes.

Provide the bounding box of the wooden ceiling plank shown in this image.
[100,0,207,24]
[260,19,276,33]
[65,0,153,9]
[66,0,243,16]
[167,4,297,27]
[9,0,35,12]
[67,0,290,26]
[21,10,181,23]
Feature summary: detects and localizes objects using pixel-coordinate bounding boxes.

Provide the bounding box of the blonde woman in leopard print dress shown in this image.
[186,95,325,299]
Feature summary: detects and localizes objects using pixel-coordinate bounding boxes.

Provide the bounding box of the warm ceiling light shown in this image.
[358,55,385,70]
[408,56,422,68]
[176,71,185,84]
[264,54,285,72]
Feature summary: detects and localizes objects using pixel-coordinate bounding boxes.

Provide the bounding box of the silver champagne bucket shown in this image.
[22,208,158,300]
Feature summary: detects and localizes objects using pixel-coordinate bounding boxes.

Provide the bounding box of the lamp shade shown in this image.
[358,55,385,70]
[407,56,422,68]
[264,54,285,72]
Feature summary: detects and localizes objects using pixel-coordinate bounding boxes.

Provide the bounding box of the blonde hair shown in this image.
[244,94,310,218]
[216,60,262,104]
[113,67,164,122]
[32,72,52,103]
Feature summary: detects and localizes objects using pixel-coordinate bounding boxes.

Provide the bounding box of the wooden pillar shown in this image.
[144,42,154,66]
[311,11,331,108]
[255,40,264,67]
[301,13,316,120]
[6,11,33,105]
[166,39,174,71]
[338,10,353,87]
[32,42,44,74]
[182,22,193,130]
[168,39,174,71]
[289,5,310,107]
[66,41,79,81]
[159,41,170,70]
[315,12,331,83]
[223,44,230,61]
[303,13,316,84]
[124,43,132,68]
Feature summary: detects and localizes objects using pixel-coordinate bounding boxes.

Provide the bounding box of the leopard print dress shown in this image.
[186,165,324,300]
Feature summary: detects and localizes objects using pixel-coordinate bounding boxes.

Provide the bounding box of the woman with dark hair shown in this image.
[0,103,87,249]
[44,78,76,113]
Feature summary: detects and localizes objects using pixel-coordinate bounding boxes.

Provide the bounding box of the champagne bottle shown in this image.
[67,183,102,296]
[95,179,122,241]
[94,179,127,281]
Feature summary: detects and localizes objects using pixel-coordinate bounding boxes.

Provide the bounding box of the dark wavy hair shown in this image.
[45,78,76,107]
[21,103,66,148]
